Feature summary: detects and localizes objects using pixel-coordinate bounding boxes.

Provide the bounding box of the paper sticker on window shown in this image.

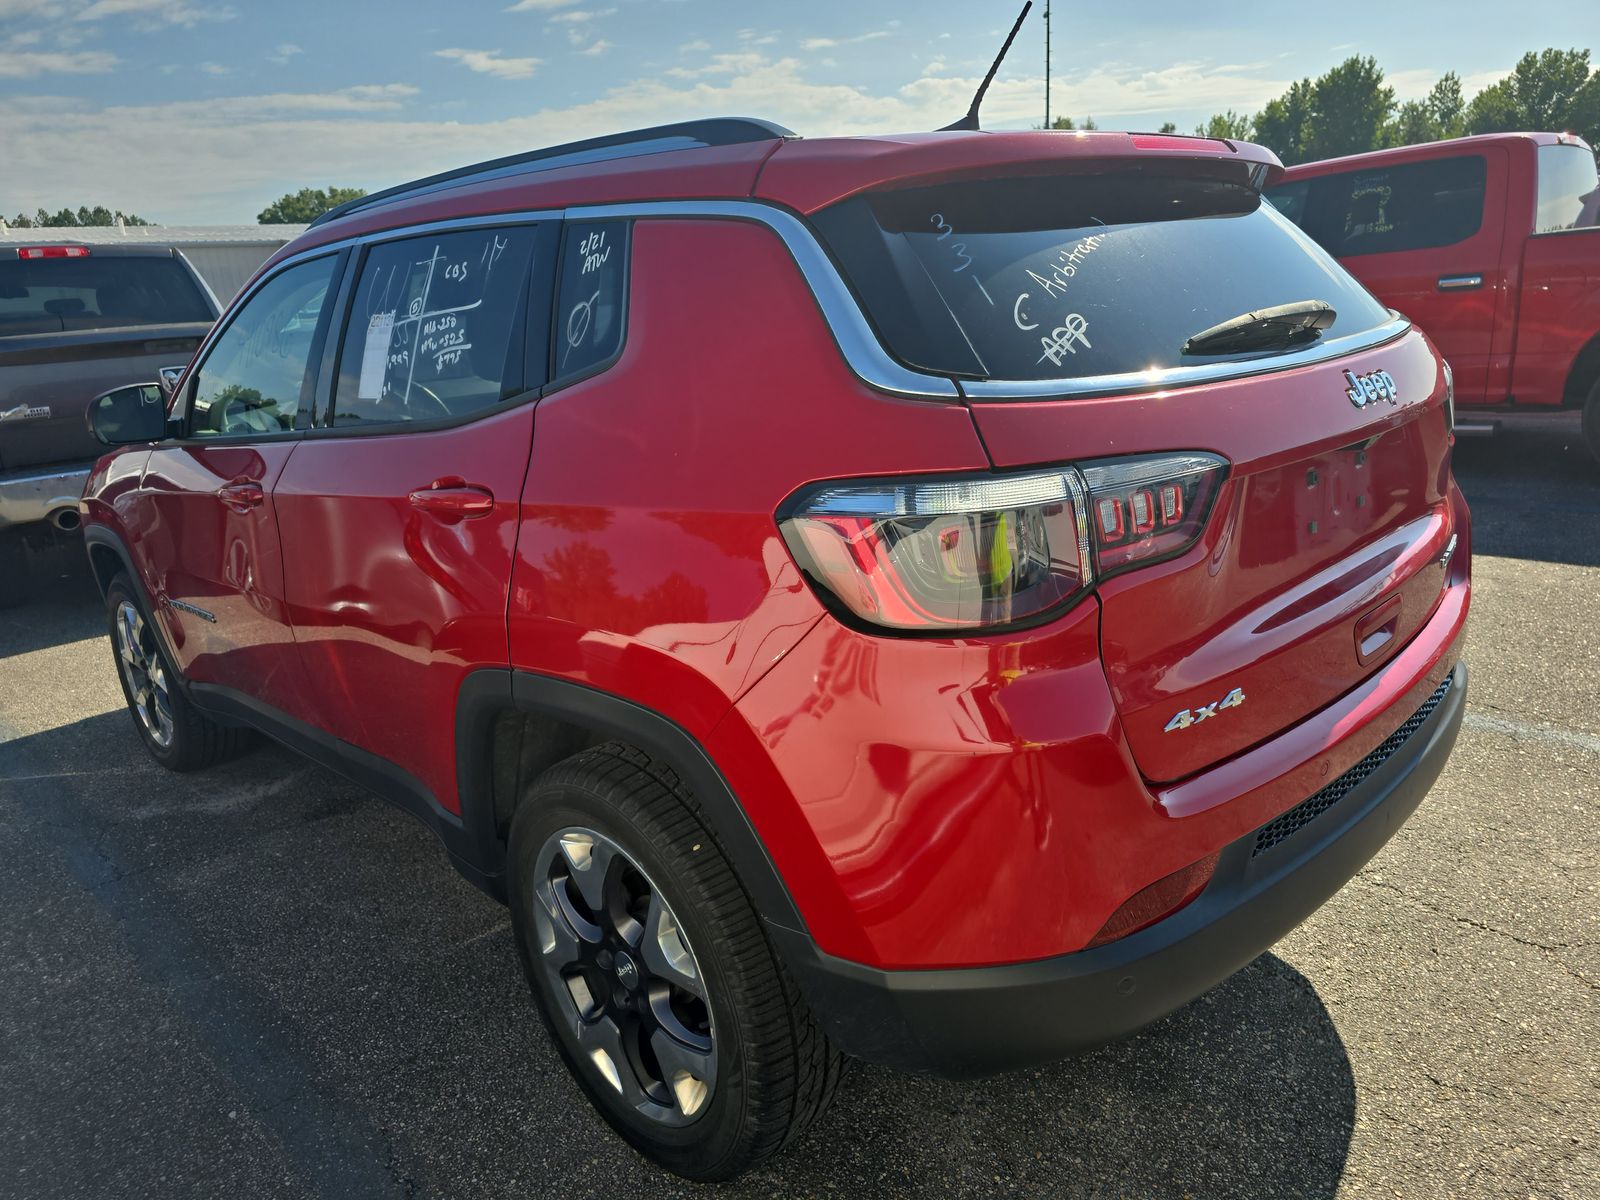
[357,311,395,400]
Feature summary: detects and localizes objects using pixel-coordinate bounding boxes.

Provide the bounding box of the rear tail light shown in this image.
[779,470,1092,633]
[780,452,1228,635]
[17,245,90,259]
[1079,453,1227,578]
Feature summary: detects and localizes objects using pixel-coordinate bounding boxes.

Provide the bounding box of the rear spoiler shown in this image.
[754,130,1284,215]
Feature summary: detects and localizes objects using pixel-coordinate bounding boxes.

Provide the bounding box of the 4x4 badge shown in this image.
[1164,687,1246,733]
[1344,369,1398,409]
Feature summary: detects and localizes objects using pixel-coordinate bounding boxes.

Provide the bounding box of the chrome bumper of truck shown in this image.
[0,464,91,531]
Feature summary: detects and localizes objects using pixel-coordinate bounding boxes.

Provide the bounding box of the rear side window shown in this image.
[0,254,212,337]
[552,220,629,383]
[187,255,336,439]
[1534,144,1600,233]
[1267,155,1487,257]
[814,170,1393,383]
[330,224,549,427]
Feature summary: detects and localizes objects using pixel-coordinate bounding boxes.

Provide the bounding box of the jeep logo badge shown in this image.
[1344,369,1398,409]
[614,951,640,990]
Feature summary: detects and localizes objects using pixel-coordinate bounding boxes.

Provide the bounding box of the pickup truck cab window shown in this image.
[0,254,212,336]
[185,255,337,439]
[1268,154,1488,257]
[1535,144,1600,233]
[328,225,546,428]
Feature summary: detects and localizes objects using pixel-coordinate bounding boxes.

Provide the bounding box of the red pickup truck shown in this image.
[1268,132,1600,460]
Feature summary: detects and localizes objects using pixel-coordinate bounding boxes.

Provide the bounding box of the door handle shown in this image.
[216,480,264,513]
[408,477,495,523]
[1437,274,1484,291]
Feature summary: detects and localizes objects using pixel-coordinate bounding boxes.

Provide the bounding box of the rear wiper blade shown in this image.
[1182,300,1336,357]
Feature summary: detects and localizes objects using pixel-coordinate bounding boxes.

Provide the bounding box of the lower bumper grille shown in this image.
[1252,673,1456,857]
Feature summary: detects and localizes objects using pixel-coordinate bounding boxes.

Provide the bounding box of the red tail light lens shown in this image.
[1079,453,1227,577]
[779,470,1092,633]
[780,453,1227,634]
[17,245,90,260]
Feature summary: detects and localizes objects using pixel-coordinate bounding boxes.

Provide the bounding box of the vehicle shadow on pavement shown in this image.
[757,956,1355,1199]
[1451,422,1600,567]
[2,702,1357,1200]
[0,538,105,660]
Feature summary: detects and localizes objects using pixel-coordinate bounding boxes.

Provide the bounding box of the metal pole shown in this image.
[1044,1,1051,128]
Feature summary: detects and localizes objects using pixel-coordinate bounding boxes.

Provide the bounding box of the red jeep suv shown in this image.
[79,119,1470,1180]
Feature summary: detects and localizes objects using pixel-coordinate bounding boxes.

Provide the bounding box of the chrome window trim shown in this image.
[235,200,1415,405]
[961,313,1415,400]
[568,200,961,398]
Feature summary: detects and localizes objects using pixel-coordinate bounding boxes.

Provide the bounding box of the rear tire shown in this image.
[506,743,843,1182]
[1583,378,1600,466]
[105,573,253,771]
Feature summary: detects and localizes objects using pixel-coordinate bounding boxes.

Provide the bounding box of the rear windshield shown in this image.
[0,254,213,337]
[814,169,1393,383]
[1535,144,1600,233]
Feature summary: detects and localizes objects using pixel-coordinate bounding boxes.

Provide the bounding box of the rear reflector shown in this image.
[17,245,90,259]
[1085,851,1221,948]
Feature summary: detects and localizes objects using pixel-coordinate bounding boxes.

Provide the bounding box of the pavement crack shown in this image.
[1356,876,1599,992]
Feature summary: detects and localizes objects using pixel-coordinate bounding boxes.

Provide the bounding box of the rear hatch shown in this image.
[0,247,214,471]
[810,147,1456,782]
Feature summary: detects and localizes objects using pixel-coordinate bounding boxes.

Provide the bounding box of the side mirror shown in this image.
[156,364,188,400]
[87,383,168,446]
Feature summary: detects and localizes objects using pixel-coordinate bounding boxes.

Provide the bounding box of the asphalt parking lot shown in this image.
[1,420,1596,1200]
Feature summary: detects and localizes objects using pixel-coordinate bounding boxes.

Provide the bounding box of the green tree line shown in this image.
[1192,47,1600,164]
[6,205,151,228]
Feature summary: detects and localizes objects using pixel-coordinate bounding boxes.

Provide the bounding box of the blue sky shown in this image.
[1,0,1593,223]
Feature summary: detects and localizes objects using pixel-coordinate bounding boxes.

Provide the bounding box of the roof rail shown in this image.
[309,117,797,228]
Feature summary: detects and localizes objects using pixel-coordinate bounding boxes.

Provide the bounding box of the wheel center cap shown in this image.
[613,950,640,991]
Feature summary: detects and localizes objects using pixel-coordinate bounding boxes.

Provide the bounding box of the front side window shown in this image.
[1534,144,1600,233]
[187,255,336,439]
[1268,155,1488,257]
[330,225,543,427]
[815,169,1393,383]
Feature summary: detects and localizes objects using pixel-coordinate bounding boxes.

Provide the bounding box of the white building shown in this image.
[0,222,306,304]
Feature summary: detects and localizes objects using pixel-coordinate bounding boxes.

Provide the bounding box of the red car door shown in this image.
[1283,147,1511,405]
[135,253,340,723]
[272,221,556,815]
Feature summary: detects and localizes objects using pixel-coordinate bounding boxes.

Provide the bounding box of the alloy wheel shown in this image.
[115,600,174,748]
[531,826,716,1126]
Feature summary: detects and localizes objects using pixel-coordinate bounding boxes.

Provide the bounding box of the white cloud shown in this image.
[580,39,611,57]
[503,0,576,8]
[435,47,541,80]
[0,0,60,16]
[76,0,234,27]
[1,53,1305,222]
[0,48,116,76]
[267,42,302,65]
[678,39,709,53]
[802,31,889,51]
[548,8,612,22]
[199,60,227,75]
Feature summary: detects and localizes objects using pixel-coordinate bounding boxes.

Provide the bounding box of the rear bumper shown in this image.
[775,661,1466,1077]
[0,463,90,530]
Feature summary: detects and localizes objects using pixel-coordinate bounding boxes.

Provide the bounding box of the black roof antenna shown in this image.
[939,2,1033,132]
